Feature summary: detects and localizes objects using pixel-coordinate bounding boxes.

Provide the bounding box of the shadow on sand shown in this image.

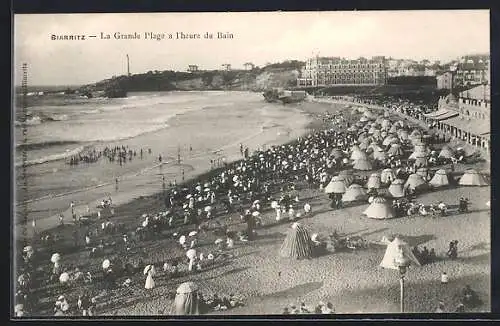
[264,281,324,300]
[330,273,489,313]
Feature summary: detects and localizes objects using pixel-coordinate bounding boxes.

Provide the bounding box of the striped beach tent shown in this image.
[388,179,405,198]
[429,169,451,188]
[381,168,396,184]
[438,146,455,159]
[342,184,368,202]
[339,169,354,186]
[404,173,428,191]
[353,158,373,171]
[351,148,367,161]
[325,176,347,194]
[172,282,200,315]
[279,222,313,259]
[363,197,396,219]
[458,169,488,186]
[366,173,382,190]
[388,143,404,157]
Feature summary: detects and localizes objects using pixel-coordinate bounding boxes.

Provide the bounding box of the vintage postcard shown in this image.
[13,10,490,317]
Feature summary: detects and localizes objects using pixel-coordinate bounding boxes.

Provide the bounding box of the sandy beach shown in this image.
[14,96,490,316]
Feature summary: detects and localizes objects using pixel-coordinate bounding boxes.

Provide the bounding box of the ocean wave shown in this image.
[15,145,92,168]
[16,140,82,151]
[15,112,70,126]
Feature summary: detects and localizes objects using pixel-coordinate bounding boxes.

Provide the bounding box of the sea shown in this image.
[14,91,313,227]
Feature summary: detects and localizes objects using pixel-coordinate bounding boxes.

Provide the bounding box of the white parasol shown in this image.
[143,264,154,275]
[195,185,202,192]
[204,206,212,212]
[59,272,70,284]
[186,249,197,260]
[252,211,260,217]
[214,238,224,245]
[186,194,192,199]
[189,231,198,237]
[51,253,61,264]
[232,176,239,182]
[102,259,111,270]
[207,253,214,260]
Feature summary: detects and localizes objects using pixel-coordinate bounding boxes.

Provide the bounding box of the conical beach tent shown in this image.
[388,179,405,198]
[353,158,373,171]
[429,169,451,188]
[380,237,422,270]
[363,197,396,219]
[413,155,428,167]
[404,173,427,191]
[458,169,488,186]
[330,148,344,159]
[416,167,429,179]
[324,176,347,194]
[373,150,387,162]
[438,146,455,159]
[339,170,354,186]
[342,184,368,202]
[279,222,313,259]
[381,168,396,184]
[388,144,404,157]
[172,282,200,315]
[366,173,382,189]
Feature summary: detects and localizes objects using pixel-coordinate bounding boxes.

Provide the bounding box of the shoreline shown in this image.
[14,99,338,241]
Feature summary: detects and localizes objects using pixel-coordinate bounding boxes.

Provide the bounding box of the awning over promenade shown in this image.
[424,109,459,121]
[440,116,490,137]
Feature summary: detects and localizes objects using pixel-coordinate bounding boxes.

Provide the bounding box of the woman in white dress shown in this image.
[144,265,156,290]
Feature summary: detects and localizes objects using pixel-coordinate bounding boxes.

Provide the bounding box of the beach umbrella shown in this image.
[342,184,368,202]
[59,272,70,284]
[404,173,427,191]
[380,237,421,270]
[195,185,202,192]
[429,169,451,188]
[204,206,212,212]
[363,197,396,219]
[366,173,382,189]
[458,169,488,186]
[51,253,61,264]
[102,259,111,270]
[279,222,313,259]
[189,231,198,237]
[324,176,347,194]
[172,282,200,315]
[204,188,210,192]
[388,179,405,198]
[381,168,396,184]
[143,264,155,275]
[252,211,260,217]
[353,158,373,171]
[186,249,197,260]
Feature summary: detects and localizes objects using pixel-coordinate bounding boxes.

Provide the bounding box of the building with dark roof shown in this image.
[297,56,387,87]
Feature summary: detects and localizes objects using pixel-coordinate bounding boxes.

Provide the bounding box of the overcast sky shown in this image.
[14,10,489,86]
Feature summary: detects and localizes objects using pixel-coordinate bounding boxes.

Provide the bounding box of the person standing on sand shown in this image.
[144,265,156,290]
[58,214,64,226]
[115,178,119,192]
